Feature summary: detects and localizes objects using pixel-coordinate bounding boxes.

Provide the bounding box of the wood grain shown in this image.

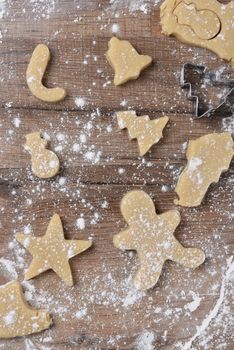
[0,1,233,349]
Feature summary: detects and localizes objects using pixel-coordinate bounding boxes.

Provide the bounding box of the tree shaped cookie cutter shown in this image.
[180,63,234,118]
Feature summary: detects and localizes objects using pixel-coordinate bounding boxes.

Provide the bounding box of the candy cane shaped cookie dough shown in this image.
[26,44,66,102]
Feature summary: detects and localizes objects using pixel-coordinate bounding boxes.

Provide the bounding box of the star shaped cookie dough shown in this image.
[16,214,92,286]
[113,190,205,290]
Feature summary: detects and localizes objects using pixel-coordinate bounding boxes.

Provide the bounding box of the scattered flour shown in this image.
[12,117,21,128]
[177,257,234,350]
[184,292,202,313]
[76,217,85,230]
[136,329,155,350]
[0,0,6,19]
[111,23,120,33]
[188,157,202,173]
[29,0,57,20]
[0,258,18,279]
[58,177,66,186]
[75,307,87,319]
[3,310,16,326]
[75,97,86,109]
[84,150,102,164]
[109,0,161,14]
[222,116,234,134]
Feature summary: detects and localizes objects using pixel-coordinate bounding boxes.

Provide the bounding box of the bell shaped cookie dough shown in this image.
[106,37,152,85]
[25,132,60,179]
[113,190,205,290]
[0,281,52,339]
[160,0,234,66]
[175,133,234,207]
[16,214,92,286]
[116,111,169,156]
[26,44,66,102]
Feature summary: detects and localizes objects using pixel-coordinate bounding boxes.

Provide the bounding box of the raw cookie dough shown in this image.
[106,37,152,86]
[16,214,92,286]
[25,132,60,179]
[116,111,169,156]
[26,44,66,102]
[175,133,234,207]
[113,190,205,290]
[160,0,234,66]
[0,281,52,338]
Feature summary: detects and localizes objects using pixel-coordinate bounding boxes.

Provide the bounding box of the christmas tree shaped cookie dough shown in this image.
[106,37,152,85]
[27,44,66,102]
[0,281,52,338]
[116,111,169,156]
[113,190,205,290]
[160,0,234,66]
[175,133,234,207]
[25,132,60,179]
[16,214,92,286]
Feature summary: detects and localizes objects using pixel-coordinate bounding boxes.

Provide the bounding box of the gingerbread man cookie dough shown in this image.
[27,44,66,102]
[174,132,234,207]
[0,281,52,338]
[16,214,92,286]
[25,132,60,179]
[116,111,169,156]
[106,37,152,86]
[113,190,205,290]
[160,0,234,66]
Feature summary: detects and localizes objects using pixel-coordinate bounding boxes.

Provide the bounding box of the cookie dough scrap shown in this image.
[175,133,234,207]
[106,37,152,86]
[16,214,92,286]
[113,190,205,290]
[0,281,52,339]
[26,44,66,102]
[116,111,169,156]
[25,132,60,179]
[160,0,234,66]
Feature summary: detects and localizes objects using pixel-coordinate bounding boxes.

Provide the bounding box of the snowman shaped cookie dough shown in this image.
[25,132,60,179]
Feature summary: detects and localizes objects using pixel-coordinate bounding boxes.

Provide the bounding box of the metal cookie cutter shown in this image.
[180,63,234,118]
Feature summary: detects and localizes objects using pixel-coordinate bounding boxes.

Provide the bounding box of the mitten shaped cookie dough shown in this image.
[0,281,52,338]
[113,190,205,290]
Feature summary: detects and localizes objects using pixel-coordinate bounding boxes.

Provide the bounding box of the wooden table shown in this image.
[0,1,233,349]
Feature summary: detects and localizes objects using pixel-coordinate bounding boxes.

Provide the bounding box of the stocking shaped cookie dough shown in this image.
[113,190,205,290]
[174,133,234,207]
[160,0,234,66]
[26,44,66,102]
[106,37,152,85]
[0,281,52,338]
[25,132,60,179]
[116,111,169,156]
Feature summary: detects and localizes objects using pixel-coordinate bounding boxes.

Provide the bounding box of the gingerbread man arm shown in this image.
[159,210,181,230]
[113,228,136,250]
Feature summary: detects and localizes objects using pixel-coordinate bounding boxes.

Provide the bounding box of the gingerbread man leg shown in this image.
[169,239,205,269]
[133,253,165,290]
